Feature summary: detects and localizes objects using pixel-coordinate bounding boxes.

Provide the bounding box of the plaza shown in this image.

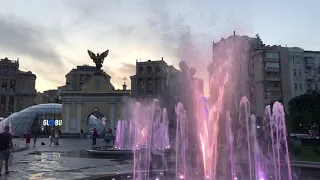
[1,138,318,180]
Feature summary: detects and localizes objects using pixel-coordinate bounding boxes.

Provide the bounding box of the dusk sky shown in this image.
[0,0,319,94]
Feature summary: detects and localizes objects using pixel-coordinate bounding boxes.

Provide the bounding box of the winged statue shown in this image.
[87,49,109,71]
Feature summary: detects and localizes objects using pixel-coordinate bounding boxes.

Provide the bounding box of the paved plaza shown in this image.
[6,138,133,180]
[0,138,316,180]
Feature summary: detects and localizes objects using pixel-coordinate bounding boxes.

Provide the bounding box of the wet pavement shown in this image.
[4,138,133,180]
[1,138,320,180]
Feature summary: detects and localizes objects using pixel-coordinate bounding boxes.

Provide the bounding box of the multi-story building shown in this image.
[130,58,179,99]
[0,57,37,116]
[287,48,305,98]
[251,45,290,116]
[303,51,320,92]
[208,33,263,115]
[65,65,112,91]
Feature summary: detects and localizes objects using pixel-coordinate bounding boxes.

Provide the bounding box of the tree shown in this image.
[288,91,320,133]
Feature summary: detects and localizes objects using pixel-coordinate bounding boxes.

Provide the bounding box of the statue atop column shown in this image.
[87,49,109,71]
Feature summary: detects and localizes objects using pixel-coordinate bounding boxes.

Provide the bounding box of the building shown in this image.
[303,51,320,92]
[61,67,130,133]
[251,45,290,116]
[208,33,263,115]
[0,57,37,116]
[65,65,110,91]
[130,58,181,117]
[287,47,305,98]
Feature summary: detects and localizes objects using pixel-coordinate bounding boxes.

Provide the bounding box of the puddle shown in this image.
[29,150,131,161]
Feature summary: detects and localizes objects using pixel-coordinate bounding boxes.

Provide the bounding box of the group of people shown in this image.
[87,127,117,146]
[25,129,60,147]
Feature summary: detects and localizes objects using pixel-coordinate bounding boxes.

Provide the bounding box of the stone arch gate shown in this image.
[60,74,130,133]
[84,107,109,129]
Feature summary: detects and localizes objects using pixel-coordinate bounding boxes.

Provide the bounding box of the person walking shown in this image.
[49,130,55,146]
[104,131,111,147]
[55,129,59,145]
[0,125,14,175]
[92,128,98,145]
[33,130,39,147]
[80,128,84,139]
[25,131,31,147]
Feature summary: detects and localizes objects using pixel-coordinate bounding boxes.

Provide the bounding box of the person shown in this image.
[0,125,14,175]
[80,128,84,139]
[92,128,98,145]
[33,130,39,147]
[105,131,111,146]
[25,131,31,147]
[55,129,59,145]
[49,130,55,146]
[113,128,117,145]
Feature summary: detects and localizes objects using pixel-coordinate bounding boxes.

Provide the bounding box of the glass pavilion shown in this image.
[0,103,105,136]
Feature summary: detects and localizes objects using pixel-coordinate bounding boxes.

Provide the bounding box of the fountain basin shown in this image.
[86,146,132,156]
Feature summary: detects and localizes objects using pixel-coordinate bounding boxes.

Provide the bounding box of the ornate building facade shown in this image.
[0,57,37,116]
[61,68,130,133]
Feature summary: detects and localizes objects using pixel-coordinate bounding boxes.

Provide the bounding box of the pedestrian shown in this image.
[49,130,55,146]
[55,129,59,145]
[33,130,38,147]
[92,128,98,145]
[0,125,14,175]
[25,131,31,147]
[113,128,117,146]
[80,128,84,139]
[105,131,111,147]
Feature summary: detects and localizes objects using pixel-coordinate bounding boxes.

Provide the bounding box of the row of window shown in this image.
[138,66,161,75]
[294,83,319,91]
[266,52,280,59]
[265,62,280,69]
[264,91,281,99]
[293,69,302,76]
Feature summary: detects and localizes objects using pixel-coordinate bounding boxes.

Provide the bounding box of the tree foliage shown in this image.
[288,91,320,132]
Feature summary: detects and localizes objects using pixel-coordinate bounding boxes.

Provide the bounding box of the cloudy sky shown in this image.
[0,0,319,93]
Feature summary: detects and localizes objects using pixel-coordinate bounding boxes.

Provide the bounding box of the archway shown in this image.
[84,109,109,135]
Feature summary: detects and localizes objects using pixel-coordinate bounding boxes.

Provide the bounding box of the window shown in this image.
[293,69,297,76]
[293,56,301,64]
[139,79,144,85]
[147,78,153,85]
[265,62,280,69]
[294,83,297,90]
[307,84,311,90]
[300,84,302,90]
[316,84,318,90]
[147,66,152,74]
[266,52,279,59]
[138,67,144,74]
[298,69,302,76]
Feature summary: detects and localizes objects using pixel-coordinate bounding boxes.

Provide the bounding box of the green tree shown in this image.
[288,91,320,133]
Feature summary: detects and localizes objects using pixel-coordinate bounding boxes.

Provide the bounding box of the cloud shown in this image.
[0,14,63,66]
[105,62,136,89]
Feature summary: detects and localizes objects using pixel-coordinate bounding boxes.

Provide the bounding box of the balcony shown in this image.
[306,75,315,81]
[305,63,315,68]
[265,76,281,81]
[265,86,281,91]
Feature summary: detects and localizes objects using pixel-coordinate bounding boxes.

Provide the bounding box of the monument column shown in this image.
[110,103,115,129]
[64,103,70,132]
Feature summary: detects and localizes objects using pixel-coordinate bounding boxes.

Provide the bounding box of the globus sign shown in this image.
[43,119,63,126]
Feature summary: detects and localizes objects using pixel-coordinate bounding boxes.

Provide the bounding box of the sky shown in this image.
[0,0,320,94]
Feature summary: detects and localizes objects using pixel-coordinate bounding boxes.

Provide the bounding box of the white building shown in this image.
[288,47,306,97]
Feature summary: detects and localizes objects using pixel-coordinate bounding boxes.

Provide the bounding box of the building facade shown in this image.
[251,45,290,116]
[61,68,130,133]
[65,65,111,91]
[130,58,180,117]
[303,51,320,92]
[0,57,37,116]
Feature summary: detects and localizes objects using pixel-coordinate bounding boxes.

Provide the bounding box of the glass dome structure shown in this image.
[0,103,105,136]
